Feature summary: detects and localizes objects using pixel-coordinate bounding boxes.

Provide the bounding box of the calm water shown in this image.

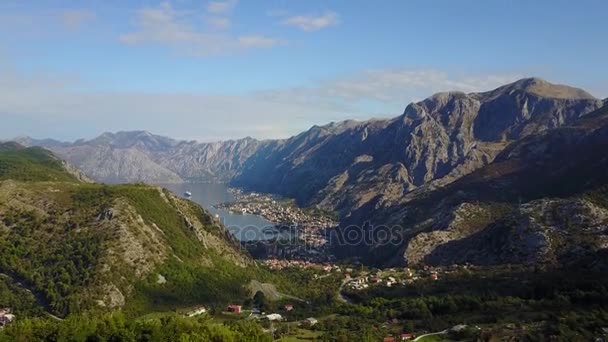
[159,183,282,241]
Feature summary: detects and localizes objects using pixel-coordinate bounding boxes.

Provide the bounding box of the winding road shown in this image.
[412,330,448,341]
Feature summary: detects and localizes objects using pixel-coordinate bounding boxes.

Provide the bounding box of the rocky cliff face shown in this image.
[42,131,265,184]
[234,78,603,218]
[336,104,608,267]
[30,79,601,202]
[19,78,607,268]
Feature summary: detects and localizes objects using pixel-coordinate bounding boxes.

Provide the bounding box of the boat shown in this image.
[184,191,192,197]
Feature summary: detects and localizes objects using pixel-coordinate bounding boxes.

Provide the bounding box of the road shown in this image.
[337,278,352,304]
[412,330,447,341]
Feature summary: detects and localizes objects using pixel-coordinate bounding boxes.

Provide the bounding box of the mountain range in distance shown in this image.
[14,77,608,267]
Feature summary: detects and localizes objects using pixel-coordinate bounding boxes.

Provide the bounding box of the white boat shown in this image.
[184,191,192,197]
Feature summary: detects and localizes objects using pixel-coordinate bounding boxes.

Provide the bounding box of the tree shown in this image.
[253,291,267,310]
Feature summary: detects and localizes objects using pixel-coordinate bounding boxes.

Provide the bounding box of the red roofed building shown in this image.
[383,337,396,342]
[227,305,242,313]
[400,333,414,340]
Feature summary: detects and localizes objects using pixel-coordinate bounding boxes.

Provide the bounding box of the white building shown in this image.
[266,313,283,321]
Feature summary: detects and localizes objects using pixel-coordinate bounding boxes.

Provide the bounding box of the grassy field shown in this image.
[279,328,323,341]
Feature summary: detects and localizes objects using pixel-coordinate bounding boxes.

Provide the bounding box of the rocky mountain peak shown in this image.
[483,77,596,100]
[88,130,179,151]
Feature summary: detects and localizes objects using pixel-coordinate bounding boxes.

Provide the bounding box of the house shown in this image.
[430,273,439,281]
[266,313,283,321]
[451,324,467,332]
[0,309,15,329]
[370,277,381,284]
[400,333,414,340]
[284,304,294,312]
[383,337,396,342]
[305,317,318,326]
[227,305,242,313]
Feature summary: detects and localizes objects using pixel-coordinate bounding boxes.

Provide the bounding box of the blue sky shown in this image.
[1,0,606,142]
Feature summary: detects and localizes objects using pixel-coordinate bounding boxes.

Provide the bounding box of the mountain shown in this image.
[17,78,607,270]
[32,131,265,184]
[24,79,603,210]
[232,78,603,216]
[0,143,255,317]
[334,103,608,267]
[11,136,70,149]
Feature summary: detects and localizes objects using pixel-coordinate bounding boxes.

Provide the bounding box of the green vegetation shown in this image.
[0,312,272,342]
[0,188,107,315]
[0,145,345,322]
[0,144,76,182]
[0,181,261,317]
[3,144,608,341]
[278,328,323,341]
[0,276,43,317]
[128,257,253,315]
[339,266,608,341]
[0,145,259,317]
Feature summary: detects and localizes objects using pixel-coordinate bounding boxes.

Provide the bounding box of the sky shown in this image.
[0,0,607,142]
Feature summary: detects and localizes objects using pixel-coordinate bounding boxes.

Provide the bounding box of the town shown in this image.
[261,259,472,290]
[216,189,338,261]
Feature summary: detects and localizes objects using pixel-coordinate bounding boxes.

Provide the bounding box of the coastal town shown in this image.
[216,189,338,262]
[216,188,471,288]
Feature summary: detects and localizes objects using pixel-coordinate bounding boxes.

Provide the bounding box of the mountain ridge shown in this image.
[15,78,605,216]
[335,103,608,266]
[0,144,257,316]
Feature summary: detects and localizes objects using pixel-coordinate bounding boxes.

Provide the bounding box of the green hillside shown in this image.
[0,144,259,317]
[0,143,77,182]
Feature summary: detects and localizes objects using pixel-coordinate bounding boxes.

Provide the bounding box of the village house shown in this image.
[399,333,414,340]
[227,304,242,314]
[0,308,15,329]
[266,313,283,321]
[383,337,396,342]
[284,304,294,312]
[305,317,318,326]
[370,277,381,284]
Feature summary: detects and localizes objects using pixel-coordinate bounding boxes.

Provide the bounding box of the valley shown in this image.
[2,78,608,341]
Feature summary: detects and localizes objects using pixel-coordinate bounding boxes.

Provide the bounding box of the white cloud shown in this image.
[0,62,527,142]
[206,0,238,14]
[258,69,523,111]
[0,63,347,142]
[119,2,278,56]
[282,11,339,32]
